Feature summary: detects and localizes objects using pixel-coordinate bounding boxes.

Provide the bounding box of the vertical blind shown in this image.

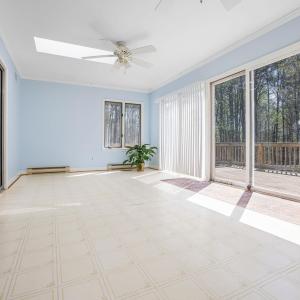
[159,82,204,177]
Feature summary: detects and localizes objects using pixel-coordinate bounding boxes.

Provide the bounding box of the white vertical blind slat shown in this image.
[159,82,204,177]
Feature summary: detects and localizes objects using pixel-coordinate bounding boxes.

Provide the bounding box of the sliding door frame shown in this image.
[210,70,250,188]
[207,41,300,201]
[0,59,7,190]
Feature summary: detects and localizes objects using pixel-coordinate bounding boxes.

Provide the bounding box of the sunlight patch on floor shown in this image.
[0,207,55,216]
[240,210,300,245]
[187,193,235,216]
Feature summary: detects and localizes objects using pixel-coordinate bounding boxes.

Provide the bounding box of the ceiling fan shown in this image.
[155,0,242,11]
[82,40,156,69]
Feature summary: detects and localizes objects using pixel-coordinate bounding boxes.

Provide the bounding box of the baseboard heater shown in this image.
[107,163,135,171]
[27,166,70,174]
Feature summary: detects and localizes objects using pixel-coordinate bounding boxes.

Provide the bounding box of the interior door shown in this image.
[212,72,247,186]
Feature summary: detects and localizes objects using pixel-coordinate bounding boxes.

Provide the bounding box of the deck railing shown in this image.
[216,142,300,172]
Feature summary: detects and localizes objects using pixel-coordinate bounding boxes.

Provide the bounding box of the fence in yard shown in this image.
[216,142,300,173]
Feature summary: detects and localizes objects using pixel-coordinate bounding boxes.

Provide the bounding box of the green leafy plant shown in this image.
[123,144,157,171]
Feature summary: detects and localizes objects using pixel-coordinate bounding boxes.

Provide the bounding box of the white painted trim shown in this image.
[0,57,8,189]
[249,70,255,187]
[206,41,300,85]
[213,176,246,189]
[148,165,160,170]
[21,76,151,94]
[151,8,300,92]
[6,170,26,188]
[210,80,216,181]
[6,174,20,188]
[154,80,202,103]
[245,70,251,188]
[210,71,247,186]
[252,186,300,203]
[102,99,144,150]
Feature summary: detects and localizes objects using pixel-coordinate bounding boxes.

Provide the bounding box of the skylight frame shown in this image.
[34,37,116,64]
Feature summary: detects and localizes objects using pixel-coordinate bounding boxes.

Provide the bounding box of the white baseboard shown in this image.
[69,167,108,173]
[148,165,160,170]
[4,166,158,189]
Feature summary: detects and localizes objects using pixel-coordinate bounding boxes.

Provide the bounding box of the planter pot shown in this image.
[137,163,145,172]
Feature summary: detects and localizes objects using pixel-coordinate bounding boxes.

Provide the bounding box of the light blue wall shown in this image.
[20,79,149,170]
[0,37,21,183]
[2,15,300,178]
[149,16,300,156]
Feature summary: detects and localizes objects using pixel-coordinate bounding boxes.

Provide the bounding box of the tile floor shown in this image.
[0,169,300,300]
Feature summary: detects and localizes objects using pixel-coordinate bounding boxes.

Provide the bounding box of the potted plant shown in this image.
[123,144,157,171]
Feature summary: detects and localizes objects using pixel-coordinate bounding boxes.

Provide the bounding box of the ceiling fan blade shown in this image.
[82,54,116,59]
[99,39,120,50]
[155,0,162,10]
[220,0,242,11]
[113,60,122,69]
[130,45,156,55]
[131,57,153,68]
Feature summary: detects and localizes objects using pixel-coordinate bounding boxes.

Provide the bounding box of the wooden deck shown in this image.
[215,167,300,197]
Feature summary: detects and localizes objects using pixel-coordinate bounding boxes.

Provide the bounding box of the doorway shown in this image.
[211,50,300,201]
[0,64,4,189]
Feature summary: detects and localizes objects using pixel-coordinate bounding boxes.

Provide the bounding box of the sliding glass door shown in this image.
[211,51,300,200]
[253,53,300,198]
[213,72,247,185]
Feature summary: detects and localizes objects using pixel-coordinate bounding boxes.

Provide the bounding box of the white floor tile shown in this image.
[97,248,133,271]
[261,277,300,300]
[61,256,97,283]
[0,170,299,300]
[20,248,53,271]
[141,255,184,283]
[62,278,106,300]
[106,264,151,297]
[12,264,54,297]
[196,266,246,298]
[162,279,210,300]
[0,255,16,274]
[24,236,54,253]
[17,290,56,300]
[59,242,89,261]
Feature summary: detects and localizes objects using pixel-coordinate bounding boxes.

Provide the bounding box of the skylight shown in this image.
[34,37,116,64]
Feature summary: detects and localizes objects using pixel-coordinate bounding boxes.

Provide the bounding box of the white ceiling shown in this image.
[0,0,300,92]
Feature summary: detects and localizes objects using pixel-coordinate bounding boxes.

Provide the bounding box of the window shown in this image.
[124,103,141,147]
[104,100,142,148]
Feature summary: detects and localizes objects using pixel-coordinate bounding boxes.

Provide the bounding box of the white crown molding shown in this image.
[150,7,300,93]
[21,75,151,94]
[0,32,21,77]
